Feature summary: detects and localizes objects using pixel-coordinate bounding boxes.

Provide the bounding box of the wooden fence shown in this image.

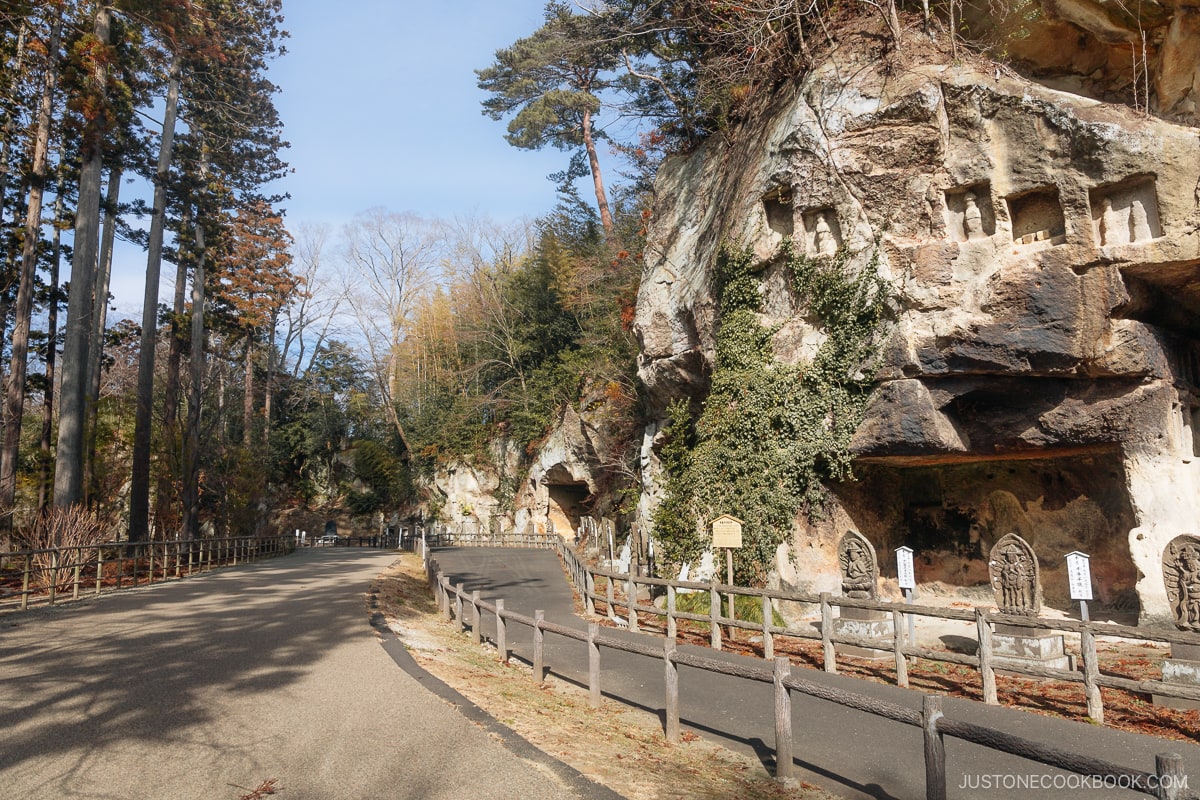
[575,564,1200,724]
[415,536,1198,799]
[0,534,295,612]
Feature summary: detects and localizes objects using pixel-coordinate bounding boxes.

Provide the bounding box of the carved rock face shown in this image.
[988,533,1041,616]
[838,530,879,600]
[1163,534,1200,632]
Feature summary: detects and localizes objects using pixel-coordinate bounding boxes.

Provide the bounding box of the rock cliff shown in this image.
[634,16,1200,625]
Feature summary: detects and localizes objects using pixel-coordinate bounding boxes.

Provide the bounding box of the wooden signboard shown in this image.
[711,515,743,549]
[895,546,916,591]
[1065,551,1093,601]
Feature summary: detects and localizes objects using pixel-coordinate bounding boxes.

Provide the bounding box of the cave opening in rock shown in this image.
[835,449,1140,617]
[545,481,590,539]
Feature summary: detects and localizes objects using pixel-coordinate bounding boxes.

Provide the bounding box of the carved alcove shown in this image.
[762,186,795,236]
[802,207,841,257]
[1089,177,1161,247]
[1006,187,1066,246]
[944,184,995,242]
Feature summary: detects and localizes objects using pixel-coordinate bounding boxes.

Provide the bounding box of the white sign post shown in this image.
[1065,551,1094,622]
[895,546,916,644]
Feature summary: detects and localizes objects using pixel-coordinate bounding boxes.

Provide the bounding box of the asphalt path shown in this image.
[0,548,612,800]
[429,546,1200,800]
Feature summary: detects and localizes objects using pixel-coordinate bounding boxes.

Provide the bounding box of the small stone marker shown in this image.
[988,532,1040,616]
[833,531,891,659]
[1157,534,1200,710]
[987,533,1069,671]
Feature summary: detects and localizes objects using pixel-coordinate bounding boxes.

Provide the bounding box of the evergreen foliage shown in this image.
[653,242,891,583]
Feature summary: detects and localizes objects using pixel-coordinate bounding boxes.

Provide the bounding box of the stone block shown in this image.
[991,629,1072,671]
[833,610,894,660]
[1154,643,1200,710]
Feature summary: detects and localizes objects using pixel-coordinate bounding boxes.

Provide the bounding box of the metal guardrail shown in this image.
[0,535,296,612]
[424,548,1196,800]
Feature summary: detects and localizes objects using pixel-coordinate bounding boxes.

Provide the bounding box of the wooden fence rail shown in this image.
[0,535,296,612]
[410,533,1200,715]
[578,563,1200,718]
[424,552,1196,800]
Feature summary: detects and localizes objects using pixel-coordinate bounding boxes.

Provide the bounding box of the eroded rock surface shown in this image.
[635,35,1200,625]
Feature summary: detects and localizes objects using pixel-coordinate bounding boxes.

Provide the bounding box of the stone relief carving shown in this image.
[1092,179,1160,246]
[838,529,879,599]
[1163,534,1200,632]
[988,532,1040,616]
[814,212,837,256]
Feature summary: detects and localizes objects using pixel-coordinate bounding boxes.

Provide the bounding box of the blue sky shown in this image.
[268,0,568,225]
[110,0,571,314]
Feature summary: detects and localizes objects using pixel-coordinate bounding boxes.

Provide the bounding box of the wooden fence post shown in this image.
[710,585,723,651]
[606,576,616,621]
[627,573,639,632]
[496,599,508,664]
[470,590,481,645]
[440,576,452,622]
[21,553,30,611]
[762,594,774,660]
[588,621,601,709]
[533,610,545,684]
[1155,753,1186,800]
[1080,627,1103,724]
[774,657,793,780]
[667,584,677,642]
[922,695,947,800]
[585,571,595,616]
[821,593,836,674]
[96,549,105,595]
[455,583,465,630]
[975,608,997,705]
[664,638,680,743]
[893,608,909,688]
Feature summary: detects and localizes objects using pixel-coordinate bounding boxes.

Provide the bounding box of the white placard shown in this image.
[1065,551,1093,601]
[895,546,916,590]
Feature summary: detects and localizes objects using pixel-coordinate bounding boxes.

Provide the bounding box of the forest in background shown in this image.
[0,0,951,554]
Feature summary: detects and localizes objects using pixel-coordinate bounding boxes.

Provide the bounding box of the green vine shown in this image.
[652,240,891,583]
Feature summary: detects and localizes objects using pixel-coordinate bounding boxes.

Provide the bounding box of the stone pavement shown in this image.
[0,548,616,800]
[429,546,1200,800]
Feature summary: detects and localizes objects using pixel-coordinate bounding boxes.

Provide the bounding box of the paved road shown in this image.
[430,547,1200,800]
[0,548,612,800]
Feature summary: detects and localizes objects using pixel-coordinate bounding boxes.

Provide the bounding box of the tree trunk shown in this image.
[155,204,190,539]
[129,56,180,542]
[263,310,278,445]
[581,106,613,237]
[38,172,65,513]
[242,335,254,447]
[83,162,121,506]
[0,22,27,233]
[54,6,110,510]
[0,12,61,516]
[182,158,209,542]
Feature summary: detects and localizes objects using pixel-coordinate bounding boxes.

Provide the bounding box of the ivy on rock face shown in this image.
[652,241,891,584]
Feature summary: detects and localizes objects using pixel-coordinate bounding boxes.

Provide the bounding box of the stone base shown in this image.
[833,607,894,660]
[1154,643,1200,710]
[991,627,1072,672]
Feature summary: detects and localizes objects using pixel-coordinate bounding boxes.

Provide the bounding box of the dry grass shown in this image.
[369,554,840,800]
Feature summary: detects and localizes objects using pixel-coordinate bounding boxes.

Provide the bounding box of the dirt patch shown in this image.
[369,555,838,800]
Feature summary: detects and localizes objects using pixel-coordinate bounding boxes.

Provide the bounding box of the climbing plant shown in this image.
[652,240,891,583]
